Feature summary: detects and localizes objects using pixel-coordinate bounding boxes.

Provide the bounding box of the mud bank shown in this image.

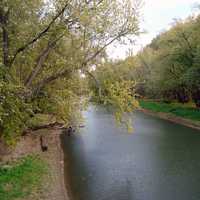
[140,109,200,131]
[1,129,70,200]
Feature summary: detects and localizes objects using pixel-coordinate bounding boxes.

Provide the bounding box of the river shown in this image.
[61,106,200,200]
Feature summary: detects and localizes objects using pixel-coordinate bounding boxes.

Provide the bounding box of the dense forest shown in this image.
[136,16,200,107]
[128,15,200,107]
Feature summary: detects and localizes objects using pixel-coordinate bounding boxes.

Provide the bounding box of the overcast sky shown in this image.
[108,0,200,60]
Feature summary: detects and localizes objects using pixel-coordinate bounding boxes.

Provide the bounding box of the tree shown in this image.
[128,15,200,107]
[88,60,139,132]
[0,0,141,144]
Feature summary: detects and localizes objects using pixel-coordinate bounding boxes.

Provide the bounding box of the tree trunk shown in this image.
[0,8,9,67]
[176,87,190,103]
[192,89,200,108]
[40,135,48,152]
[25,34,64,88]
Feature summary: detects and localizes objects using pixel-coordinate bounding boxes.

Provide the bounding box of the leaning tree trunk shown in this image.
[192,88,200,108]
[0,7,9,67]
[176,87,190,104]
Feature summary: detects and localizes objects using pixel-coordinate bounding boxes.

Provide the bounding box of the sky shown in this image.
[108,0,200,60]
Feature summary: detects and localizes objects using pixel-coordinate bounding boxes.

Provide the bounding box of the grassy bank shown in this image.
[0,155,47,200]
[139,100,200,122]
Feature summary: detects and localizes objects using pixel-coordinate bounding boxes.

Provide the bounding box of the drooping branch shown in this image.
[32,31,130,95]
[85,70,102,98]
[9,1,70,67]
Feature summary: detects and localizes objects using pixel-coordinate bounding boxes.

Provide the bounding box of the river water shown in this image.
[61,106,200,200]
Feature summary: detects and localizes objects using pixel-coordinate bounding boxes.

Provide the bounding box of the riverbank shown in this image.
[139,101,200,130]
[0,129,70,200]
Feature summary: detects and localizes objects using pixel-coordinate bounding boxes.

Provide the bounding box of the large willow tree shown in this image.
[0,0,141,144]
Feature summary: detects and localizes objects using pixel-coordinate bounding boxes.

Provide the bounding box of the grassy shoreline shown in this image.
[0,129,69,200]
[139,100,200,130]
[139,100,200,122]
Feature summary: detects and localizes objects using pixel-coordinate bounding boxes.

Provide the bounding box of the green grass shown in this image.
[0,155,47,200]
[140,100,200,122]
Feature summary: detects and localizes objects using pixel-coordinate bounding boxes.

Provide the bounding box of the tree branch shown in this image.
[32,31,129,95]
[9,1,70,67]
[84,31,127,64]
[85,70,102,98]
[25,34,64,88]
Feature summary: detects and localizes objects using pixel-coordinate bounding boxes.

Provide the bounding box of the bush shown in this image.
[0,80,32,145]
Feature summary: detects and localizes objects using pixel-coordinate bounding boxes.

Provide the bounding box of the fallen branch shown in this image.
[23,122,64,135]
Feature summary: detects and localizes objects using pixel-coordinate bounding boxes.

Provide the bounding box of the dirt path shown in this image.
[1,129,70,200]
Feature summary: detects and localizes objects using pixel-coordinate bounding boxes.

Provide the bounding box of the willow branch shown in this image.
[9,1,70,67]
[25,34,64,88]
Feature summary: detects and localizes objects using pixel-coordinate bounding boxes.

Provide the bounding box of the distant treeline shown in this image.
[130,15,200,108]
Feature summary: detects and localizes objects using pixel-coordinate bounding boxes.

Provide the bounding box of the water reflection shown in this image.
[62,106,200,200]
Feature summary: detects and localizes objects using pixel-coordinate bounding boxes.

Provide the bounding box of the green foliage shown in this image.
[0,79,32,145]
[0,155,47,200]
[140,100,200,121]
[126,15,200,107]
[0,0,141,143]
[48,89,83,125]
[30,74,86,126]
[103,80,139,132]
[89,62,139,132]
[102,80,138,113]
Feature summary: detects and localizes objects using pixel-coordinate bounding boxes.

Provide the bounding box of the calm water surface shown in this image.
[61,106,200,200]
